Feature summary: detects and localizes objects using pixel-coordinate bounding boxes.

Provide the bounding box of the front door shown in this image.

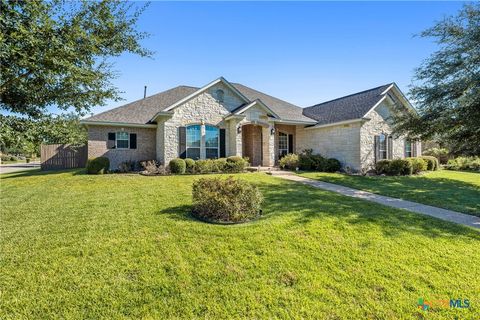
[242,125,263,166]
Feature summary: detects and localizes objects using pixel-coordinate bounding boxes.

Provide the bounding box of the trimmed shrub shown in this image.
[169,158,186,174]
[325,158,341,172]
[279,153,299,170]
[424,147,449,164]
[86,157,110,174]
[195,159,213,174]
[406,157,427,174]
[10,156,18,161]
[375,160,391,175]
[185,158,196,173]
[420,156,439,171]
[299,154,315,170]
[192,177,263,223]
[446,157,480,171]
[389,159,413,175]
[214,158,227,172]
[225,156,248,173]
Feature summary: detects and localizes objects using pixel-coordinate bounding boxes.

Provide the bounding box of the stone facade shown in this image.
[359,101,420,172]
[87,125,156,170]
[296,122,362,170]
[157,83,244,164]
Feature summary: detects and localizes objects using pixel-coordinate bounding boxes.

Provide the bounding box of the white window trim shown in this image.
[205,125,220,159]
[278,131,289,158]
[186,124,220,159]
[378,134,387,160]
[405,140,412,158]
[116,132,129,149]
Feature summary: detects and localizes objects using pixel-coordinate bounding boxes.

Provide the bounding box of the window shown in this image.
[405,140,412,157]
[116,132,129,149]
[186,125,201,159]
[378,134,387,160]
[216,89,224,102]
[278,132,288,158]
[205,125,219,159]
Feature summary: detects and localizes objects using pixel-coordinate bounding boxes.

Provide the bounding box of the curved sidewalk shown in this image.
[272,172,480,229]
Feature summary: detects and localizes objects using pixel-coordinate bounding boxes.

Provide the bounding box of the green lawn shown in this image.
[1,170,479,319]
[300,170,480,216]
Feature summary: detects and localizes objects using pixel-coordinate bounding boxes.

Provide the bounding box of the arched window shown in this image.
[205,125,219,159]
[186,125,201,159]
[216,89,224,102]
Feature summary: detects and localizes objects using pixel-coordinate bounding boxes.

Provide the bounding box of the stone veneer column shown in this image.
[262,123,275,166]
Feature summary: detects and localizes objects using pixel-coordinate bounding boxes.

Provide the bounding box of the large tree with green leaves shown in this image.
[393,3,480,155]
[0,113,87,155]
[0,0,151,117]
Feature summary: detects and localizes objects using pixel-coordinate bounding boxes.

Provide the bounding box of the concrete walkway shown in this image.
[271,171,480,229]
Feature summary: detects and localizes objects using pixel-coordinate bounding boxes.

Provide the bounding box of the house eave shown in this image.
[273,119,317,125]
[80,120,158,128]
[304,118,368,130]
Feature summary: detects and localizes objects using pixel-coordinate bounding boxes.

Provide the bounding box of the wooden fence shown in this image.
[41,144,87,171]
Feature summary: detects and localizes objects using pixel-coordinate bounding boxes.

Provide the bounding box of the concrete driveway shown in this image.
[0,162,41,174]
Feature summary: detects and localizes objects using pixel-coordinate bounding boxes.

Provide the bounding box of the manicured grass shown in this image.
[1,170,479,319]
[300,170,480,216]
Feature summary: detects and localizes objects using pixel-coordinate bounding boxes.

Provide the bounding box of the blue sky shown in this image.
[88,1,464,116]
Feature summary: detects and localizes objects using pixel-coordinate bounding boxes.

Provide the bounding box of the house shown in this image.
[80,77,421,172]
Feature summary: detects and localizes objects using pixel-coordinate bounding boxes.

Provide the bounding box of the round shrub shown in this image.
[299,153,315,170]
[325,158,341,172]
[389,159,412,175]
[169,158,186,174]
[225,156,248,173]
[86,157,110,174]
[420,156,439,171]
[214,158,227,172]
[375,160,391,175]
[185,158,196,173]
[192,176,263,223]
[279,153,299,170]
[406,157,427,174]
[195,159,213,174]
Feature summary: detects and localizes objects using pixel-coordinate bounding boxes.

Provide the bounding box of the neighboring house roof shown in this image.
[232,83,316,123]
[85,86,198,124]
[303,83,393,125]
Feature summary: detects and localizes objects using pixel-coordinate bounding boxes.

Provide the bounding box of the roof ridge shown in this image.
[305,83,393,109]
[231,82,302,109]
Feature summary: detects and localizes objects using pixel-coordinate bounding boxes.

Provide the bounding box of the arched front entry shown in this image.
[242,124,263,166]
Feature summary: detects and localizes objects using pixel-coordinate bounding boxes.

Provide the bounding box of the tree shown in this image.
[0,113,87,155]
[0,0,151,117]
[393,3,480,155]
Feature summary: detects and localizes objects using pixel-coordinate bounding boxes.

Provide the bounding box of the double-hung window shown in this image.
[186,125,201,159]
[405,140,412,157]
[205,125,219,159]
[378,134,387,160]
[278,132,288,158]
[116,132,129,149]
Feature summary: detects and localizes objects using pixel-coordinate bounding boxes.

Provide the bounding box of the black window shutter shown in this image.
[288,134,294,154]
[219,129,226,158]
[178,126,186,159]
[374,135,379,163]
[130,133,137,149]
[107,132,116,149]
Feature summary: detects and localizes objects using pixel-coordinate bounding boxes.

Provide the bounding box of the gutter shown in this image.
[80,120,158,129]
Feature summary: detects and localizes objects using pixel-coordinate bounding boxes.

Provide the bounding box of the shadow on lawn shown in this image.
[0,168,84,179]
[157,177,480,240]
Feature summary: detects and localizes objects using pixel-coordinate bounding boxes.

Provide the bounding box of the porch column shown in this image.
[228,119,243,157]
[262,123,275,166]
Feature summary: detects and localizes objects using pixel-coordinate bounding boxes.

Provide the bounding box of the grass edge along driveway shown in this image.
[1,169,479,319]
[299,170,480,216]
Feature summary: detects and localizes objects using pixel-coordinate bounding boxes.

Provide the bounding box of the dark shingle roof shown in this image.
[232,83,316,123]
[85,86,198,124]
[303,83,393,125]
